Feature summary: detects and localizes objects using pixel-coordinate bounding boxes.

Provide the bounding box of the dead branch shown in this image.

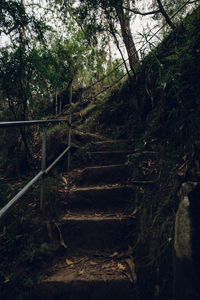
[122,6,160,16]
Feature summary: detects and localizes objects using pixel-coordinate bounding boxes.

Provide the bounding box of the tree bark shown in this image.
[114,1,139,72]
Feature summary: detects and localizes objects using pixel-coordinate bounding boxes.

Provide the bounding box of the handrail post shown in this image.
[68,80,72,170]
[40,125,47,214]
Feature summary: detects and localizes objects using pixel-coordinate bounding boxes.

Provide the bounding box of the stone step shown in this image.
[58,210,136,252]
[90,140,132,151]
[72,130,106,143]
[33,255,135,299]
[87,150,133,165]
[76,164,131,186]
[67,185,135,210]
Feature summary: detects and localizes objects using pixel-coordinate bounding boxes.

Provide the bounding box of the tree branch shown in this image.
[156,0,176,30]
[188,0,200,3]
[122,6,160,16]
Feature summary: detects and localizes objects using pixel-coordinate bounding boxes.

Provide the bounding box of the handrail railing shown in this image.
[0,119,70,219]
[0,119,70,128]
[0,83,73,219]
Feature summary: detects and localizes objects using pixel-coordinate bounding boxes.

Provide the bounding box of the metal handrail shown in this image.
[0,119,70,128]
[0,171,44,219]
[0,83,73,219]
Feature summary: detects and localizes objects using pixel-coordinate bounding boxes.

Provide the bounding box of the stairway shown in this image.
[34,138,137,300]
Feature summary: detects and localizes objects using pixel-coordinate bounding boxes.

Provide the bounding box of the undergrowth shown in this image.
[0,175,66,300]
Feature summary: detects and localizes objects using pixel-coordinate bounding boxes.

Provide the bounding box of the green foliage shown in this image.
[0,0,28,38]
[152,0,199,27]
[22,242,48,264]
[0,170,67,299]
[0,0,49,45]
[128,6,200,151]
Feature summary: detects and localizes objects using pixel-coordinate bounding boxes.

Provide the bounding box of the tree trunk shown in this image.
[110,29,132,81]
[107,29,112,70]
[59,97,62,114]
[55,90,58,115]
[19,0,31,168]
[114,1,139,72]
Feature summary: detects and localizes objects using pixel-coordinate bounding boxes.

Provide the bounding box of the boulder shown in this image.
[174,182,200,299]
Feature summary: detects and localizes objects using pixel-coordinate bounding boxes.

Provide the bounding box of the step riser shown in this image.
[78,165,130,185]
[60,218,136,252]
[87,152,131,165]
[34,280,135,300]
[67,188,134,210]
[91,141,131,152]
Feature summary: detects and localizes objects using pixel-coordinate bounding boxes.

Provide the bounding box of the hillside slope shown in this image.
[77,6,200,299]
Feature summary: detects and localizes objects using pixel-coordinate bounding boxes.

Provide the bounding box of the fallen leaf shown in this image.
[94,213,101,217]
[117,263,126,271]
[66,258,74,266]
[4,279,10,284]
[62,176,68,185]
[110,251,118,258]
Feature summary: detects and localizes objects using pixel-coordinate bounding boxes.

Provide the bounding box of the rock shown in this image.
[174,182,200,299]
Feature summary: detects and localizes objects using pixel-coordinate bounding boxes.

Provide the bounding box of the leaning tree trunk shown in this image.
[156,0,176,30]
[110,28,132,81]
[115,1,139,72]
